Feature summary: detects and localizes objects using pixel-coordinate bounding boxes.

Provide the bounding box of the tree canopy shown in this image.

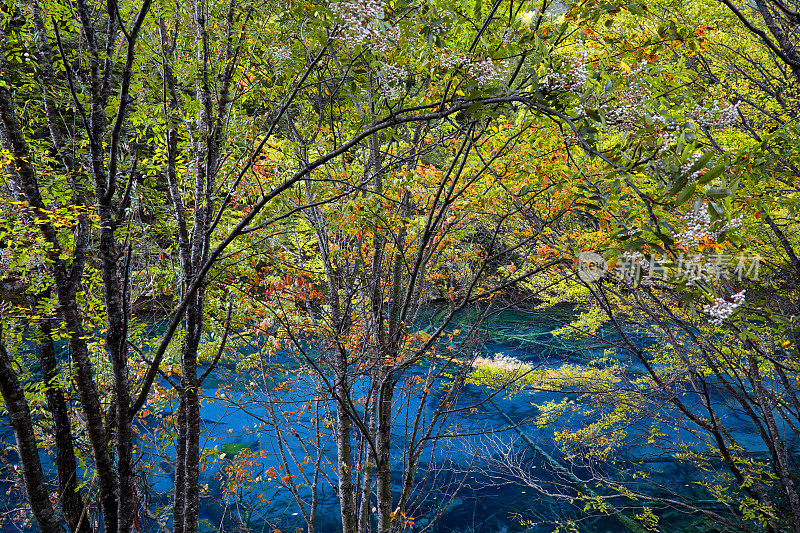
[0,0,798,531]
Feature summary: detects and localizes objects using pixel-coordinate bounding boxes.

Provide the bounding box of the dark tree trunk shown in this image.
[335,370,358,533]
[375,375,394,533]
[37,319,92,533]
[172,391,188,533]
[179,298,204,533]
[0,340,67,533]
[0,39,119,532]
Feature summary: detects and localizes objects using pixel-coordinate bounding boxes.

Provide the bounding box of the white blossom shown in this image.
[546,52,589,92]
[588,60,653,130]
[678,207,743,249]
[468,58,508,87]
[440,53,466,70]
[331,0,395,52]
[703,290,745,326]
[269,44,292,61]
[676,206,713,248]
[437,55,507,87]
[605,64,652,130]
[681,151,703,183]
[656,131,676,155]
[379,63,407,99]
[369,23,400,54]
[717,216,743,235]
[331,0,383,26]
[691,100,739,128]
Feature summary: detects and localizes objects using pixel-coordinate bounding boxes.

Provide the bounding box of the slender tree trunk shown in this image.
[0,46,119,532]
[375,374,394,533]
[173,390,188,533]
[59,271,120,533]
[747,354,800,532]
[358,393,377,533]
[335,355,358,533]
[0,340,67,533]
[180,297,204,533]
[38,319,92,533]
[98,204,135,533]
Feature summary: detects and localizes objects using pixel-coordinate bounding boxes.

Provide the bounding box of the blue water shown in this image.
[0,307,789,532]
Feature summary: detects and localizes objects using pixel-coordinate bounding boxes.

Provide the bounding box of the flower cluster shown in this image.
[468,58,508,86]
[379,63,407,99]
[437,54,507,86]
[546,52,589,92]
[269,45,292,61]
[703,290,745,326]
[717,216,743,234]
[691,100,739,128]
[655,130,676,155]
[332,0,384,26]
[370,23,400,53]
[676,206,713,248]
[681,151,703,182]
[440,53,465,70]
[676,205,742,249]
[606,85,653,130]
[331,0,391,50]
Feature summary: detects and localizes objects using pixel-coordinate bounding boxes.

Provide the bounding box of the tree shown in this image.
[465,0,800,530]
[178,2,586,530]
[0,0,591,531]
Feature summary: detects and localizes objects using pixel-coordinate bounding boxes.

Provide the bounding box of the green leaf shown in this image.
[688,151,714,175]
[667,175,688,197]
[466,102,484,115]
[673,183,697,206]
[220,442,251,457]
[706,188,732,199]
[698,164,725,184]
[628,2,646,15]
[708,202,724,221]
[623,238,646,250]
[313,31,328,48]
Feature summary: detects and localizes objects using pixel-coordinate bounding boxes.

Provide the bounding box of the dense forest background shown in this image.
[0,0,798,530]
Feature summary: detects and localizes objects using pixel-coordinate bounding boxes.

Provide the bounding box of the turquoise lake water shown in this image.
[1,307,790,532]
